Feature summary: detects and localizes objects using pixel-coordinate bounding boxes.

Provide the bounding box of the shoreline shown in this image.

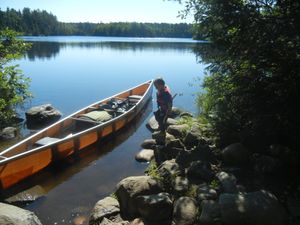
[1,106,299,225]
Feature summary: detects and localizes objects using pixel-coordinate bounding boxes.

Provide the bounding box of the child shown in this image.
[153,77,173,133]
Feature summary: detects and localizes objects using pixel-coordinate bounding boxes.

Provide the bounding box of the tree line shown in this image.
[178,0,300,151]
[0,8,192,37]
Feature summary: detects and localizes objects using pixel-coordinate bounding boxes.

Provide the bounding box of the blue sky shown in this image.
[0,0,192,23]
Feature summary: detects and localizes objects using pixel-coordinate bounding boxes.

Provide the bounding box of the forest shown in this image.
[0,7,192,37]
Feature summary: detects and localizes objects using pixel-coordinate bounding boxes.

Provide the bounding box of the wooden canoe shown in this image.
[0,80,153,189]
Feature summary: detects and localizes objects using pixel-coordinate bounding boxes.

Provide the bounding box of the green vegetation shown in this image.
[145,161,162,181]
[209,179,220,189]
[184,184,198,198]
[0,8,192,38]
[177,0,300,149]
[0,28,31,128]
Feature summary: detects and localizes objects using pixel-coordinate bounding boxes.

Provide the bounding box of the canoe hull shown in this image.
[0,80,153,189]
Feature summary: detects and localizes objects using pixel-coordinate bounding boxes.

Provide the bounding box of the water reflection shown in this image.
[25,41,199,60]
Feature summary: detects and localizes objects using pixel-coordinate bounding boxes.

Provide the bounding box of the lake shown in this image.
[1,36,206,225]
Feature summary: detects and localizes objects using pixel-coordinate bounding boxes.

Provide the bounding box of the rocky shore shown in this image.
[1,107,300,225]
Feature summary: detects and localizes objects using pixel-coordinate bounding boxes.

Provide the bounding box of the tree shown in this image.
[177,0,300,149]
[0,28,31,128]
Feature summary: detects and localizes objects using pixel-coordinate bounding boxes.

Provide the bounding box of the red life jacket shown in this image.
[156,85,172,112]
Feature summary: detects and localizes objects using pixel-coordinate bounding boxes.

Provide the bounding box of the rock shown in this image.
[179,112,194,118]
[194,143,214,162]
[176,146,213,168]
[221,143,249,166]
[199,200,221,225]
[287,197,300,218]
[219,190,287,225]
[135,149,154,162]
[141,139,156,149]
[158,159,181,191]
[158,159,181,180]
[115,176,163,218]
[170,107,185,118]
[253,155,281,173]
[173,197,198,225]
[197,183,218,201]
[146,116,159,132]
[0,202,42,225]
[166,118,178,126]
[152,132,175,145]
[0,127,17,140]
[5,185,46,204]
[167,124,189,139]
[97,218,130,225]
[89,197,120,225]
[187,161,215,182]
[162,146,184,161]
[136,192,173,221]
[25,104,62,124]
[130,218,144,225]
[184,123,205,148]
[165,138,185,149]
[173,176,189,194]
[130,218,168,225]
[216,172,238,194]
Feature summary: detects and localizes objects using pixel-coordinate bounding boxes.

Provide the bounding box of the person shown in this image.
[153,77,173,133]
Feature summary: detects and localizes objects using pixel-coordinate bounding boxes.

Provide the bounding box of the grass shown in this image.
[145,160,163,181]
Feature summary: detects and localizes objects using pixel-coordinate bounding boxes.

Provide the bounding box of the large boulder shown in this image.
[0,127,17,140]
[136,192,173,222]
[0,202,42,225]
[184,123,203,148]
[221,143,250,166]
[199,200,221,225]
[219,190,287,225]
[186,160,215,182]
[135,149,154,163]
[173,197,198,225]
[216,171,238,194]
[89,197,120,225]
[173,176,189,195]
[158,159,181,180]
[25,104,62,124]
[167,124,189,139]
[252,154,281,173]
[157,159,181,191]
[115,176,163,218]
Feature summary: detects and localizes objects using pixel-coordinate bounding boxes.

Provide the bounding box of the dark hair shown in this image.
[154,77,165,86]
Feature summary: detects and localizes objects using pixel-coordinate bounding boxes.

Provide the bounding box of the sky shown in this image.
[0,0,193,24]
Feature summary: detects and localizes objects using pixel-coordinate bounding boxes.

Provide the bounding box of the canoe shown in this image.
[0,80,153,189]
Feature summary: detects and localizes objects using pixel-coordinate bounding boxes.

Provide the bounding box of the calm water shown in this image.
[1,36,206,225]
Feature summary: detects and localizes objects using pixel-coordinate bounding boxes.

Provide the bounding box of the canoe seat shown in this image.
[128,95,142,104]
[78,110,112,122]
[35,137,61,146]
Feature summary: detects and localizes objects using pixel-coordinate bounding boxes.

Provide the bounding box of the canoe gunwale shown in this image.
[0,80,153,165]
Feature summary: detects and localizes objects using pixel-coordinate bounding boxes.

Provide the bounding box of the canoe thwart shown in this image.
[35,137,61,146]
